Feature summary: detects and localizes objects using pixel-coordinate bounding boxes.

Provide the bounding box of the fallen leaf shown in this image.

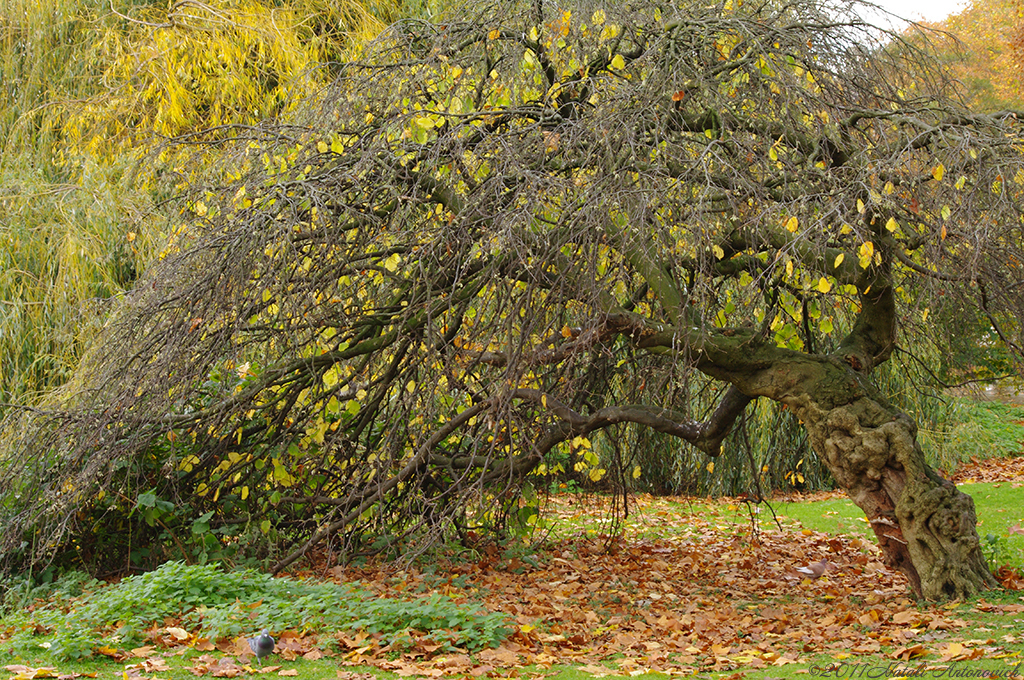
[5,667,60,680]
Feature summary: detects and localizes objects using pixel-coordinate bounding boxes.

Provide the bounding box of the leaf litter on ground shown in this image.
[303,477,1024,677]
[6,457,1024,679]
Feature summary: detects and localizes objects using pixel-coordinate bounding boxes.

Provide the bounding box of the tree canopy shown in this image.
[2,0,1022,599]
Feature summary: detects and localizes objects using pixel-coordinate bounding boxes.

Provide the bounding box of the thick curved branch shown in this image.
[512,385,752,456]
[836,280,896,372]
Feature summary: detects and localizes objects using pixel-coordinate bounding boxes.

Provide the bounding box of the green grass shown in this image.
[922,399,1024,472]
[0,561,509,664]
[6,624,1024,680]
[774,482,1024,571]
[4,492,1024,680]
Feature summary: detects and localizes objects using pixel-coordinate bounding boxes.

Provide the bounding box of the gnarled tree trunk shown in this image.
[686,280,998,599]
[787,361,996,599]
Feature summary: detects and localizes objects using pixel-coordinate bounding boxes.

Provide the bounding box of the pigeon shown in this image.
[794,558,834,579]
[248,629,275,666]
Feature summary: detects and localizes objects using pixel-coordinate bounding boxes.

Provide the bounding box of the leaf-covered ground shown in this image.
[302,456,1024,676]
[319,501,1012,677]
[5,456,1024,680]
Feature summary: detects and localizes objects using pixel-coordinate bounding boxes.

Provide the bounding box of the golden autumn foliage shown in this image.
[922,0,1024,111]
[60,0,396,164]
[0,0,401,405]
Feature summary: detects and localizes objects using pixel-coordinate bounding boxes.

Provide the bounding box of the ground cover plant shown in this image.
[3,456,1024,680]
[0,561,508,661]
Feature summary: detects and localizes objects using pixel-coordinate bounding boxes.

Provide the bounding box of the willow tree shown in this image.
[2,0,1022,599]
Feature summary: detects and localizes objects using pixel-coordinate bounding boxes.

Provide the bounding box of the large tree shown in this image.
[2,0,1022,599]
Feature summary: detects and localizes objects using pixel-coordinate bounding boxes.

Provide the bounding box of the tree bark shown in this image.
[793,369,998,599]
[658,269,999,599]
[710,347,999,599]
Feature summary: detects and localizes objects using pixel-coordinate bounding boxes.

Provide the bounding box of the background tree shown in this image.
[2,0,1022,599]
[0,0,404,410]
[919,0,1024,112]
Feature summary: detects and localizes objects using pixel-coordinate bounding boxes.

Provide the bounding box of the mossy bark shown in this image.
[794,375,997,599]
[687,277,998,599]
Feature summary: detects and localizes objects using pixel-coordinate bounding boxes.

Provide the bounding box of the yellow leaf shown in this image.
[785,259,793,277]
[858,241,874,269]
[883,181,895,195]
[833,253,844,268]
[856,198,865,214]
[13,669,59,679]
[706,461,715,473]
[589,467,606,482]
[885,217,898,233]
[591,8,606,24]
[785,216,799,232]
[932,163,945,181]
[610,54,625,70]
[712,244,725,259]
[488,28,500,40]
[942,642,964,657]
[384,253,401,272]
[241,485,249,500]
[632,465,642,479]
[317,140,328,153]
[817,277,832,293]
[941,224,947,240]
[561,325,573,338]
[922,308,929,322]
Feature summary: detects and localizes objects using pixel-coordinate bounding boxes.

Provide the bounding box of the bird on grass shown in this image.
[248,629,275,666]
